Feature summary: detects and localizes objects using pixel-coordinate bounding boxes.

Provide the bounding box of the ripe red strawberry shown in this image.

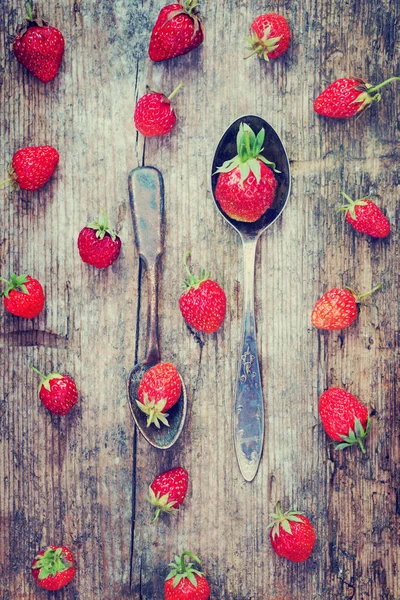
[164,552,210,600]
[134,83,182,137]
[13,3,64,83]
[1,273,45,318]
[268,502,316,563]
[319,387,371,453]
[30,366,78,415]
[0,146,59,191]
[339,192,390,238]
[78,209,121,269]
[32,546,76,591]
[215,123,278,222]
[137,362,182,427]
[314,76,400,118]
[148,467,189,523]
[149,0,204,62]
[245,13,291,61]
[179,251,226,334]
[311,284,382,330]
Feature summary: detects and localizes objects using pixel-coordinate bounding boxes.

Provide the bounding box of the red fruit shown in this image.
[339,192,390,238]
[314,76,400,119]
[319,387,371,453]
[13,3,64,83]
[149,0,204,62]
[148,467,189,523]
[0,146,59,191]
[31,546,76,591]
[215,123,278,222]
[1,273,45,318]
[164,552,210,600]
[179,252,226,334]
[311,284,382,330]
[245,13,291,61]
[30,366,78,415]
[137,362,182,428]
[134,83,182,137]
[268,502,316,563]
[78,209,121,269]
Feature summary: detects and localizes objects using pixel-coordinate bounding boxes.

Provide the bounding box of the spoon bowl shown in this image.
[127,166,187,450]
[211,115,290,481]
[127,362,187,450]
[211,114,290,237]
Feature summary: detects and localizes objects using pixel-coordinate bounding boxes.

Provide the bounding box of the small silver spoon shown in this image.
[127,166,187,449]
[211,115,291,481]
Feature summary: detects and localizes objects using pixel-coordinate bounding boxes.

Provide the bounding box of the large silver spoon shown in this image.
[211,115,291,481]
[127,166,187,449]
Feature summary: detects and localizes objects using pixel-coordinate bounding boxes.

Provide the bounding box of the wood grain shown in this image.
[1,0,399,598]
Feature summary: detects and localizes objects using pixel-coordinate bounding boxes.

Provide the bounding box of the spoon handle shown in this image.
[234,237,264,482]
[128,167,165,363]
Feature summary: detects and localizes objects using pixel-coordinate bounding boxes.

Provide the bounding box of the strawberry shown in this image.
[78,209,121,269]
[314,76,400,118]
[215,123,278,222]
[134,83,182,137]
[268,503,316,563]
[30,366,78,415]
[179,251,226,334]
[319,387,371,453]
[148,467,189,523]
[148,0,204,62]
[164,552,210,600]
[1,273,45,318]
[245,13,291,61]
[339,192,390,238]
[13,3,64,83]
[137,362,182,428]
[32,546,76,591]
[311,284,382,330]
[0,146,59,191]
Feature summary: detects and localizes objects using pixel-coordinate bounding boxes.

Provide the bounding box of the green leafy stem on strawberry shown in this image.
[29,365,64,391]
[148,486,178,523]
[33,547,73,581]
[216,122,280,184]
[244,25,283,60]
[345,283,383,305]
[335,416,372,454]
[0,163,20,191]
[166,552,204,588]
[182,250,210,290]
[353,77,400,114]
[0,273,30,297]
[17,2,48,36]
[162,0,203,39]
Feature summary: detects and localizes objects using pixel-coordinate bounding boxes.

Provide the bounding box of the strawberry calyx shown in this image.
[147,486,178,523]
[267,502,305,540]
[136,393,170,428]
[161,0,204,40]
[216,123,278,184]
[244,26,283,61]
[86,209,118,241]
[0,273,30,298]
[30,365,63,392]
[338,191,368,220]
[351,76,400,114]
[0,163,20,191]
[182,251,210,291]
[345,283,382,304]
[16,2,48,37]
[165,551,204,588]
[32,547,73,581]
[335,416,372,454]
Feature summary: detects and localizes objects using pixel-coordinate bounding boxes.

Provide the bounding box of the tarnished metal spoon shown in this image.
[127,166,187,449]
[211,115,291,481]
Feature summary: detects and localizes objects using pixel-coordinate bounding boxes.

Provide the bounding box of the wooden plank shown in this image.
[1,0,399,598]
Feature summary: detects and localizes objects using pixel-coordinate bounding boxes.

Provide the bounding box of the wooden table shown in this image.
[1,0,399,598]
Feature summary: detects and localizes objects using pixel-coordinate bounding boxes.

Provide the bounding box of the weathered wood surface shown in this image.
[1,0,399,598]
